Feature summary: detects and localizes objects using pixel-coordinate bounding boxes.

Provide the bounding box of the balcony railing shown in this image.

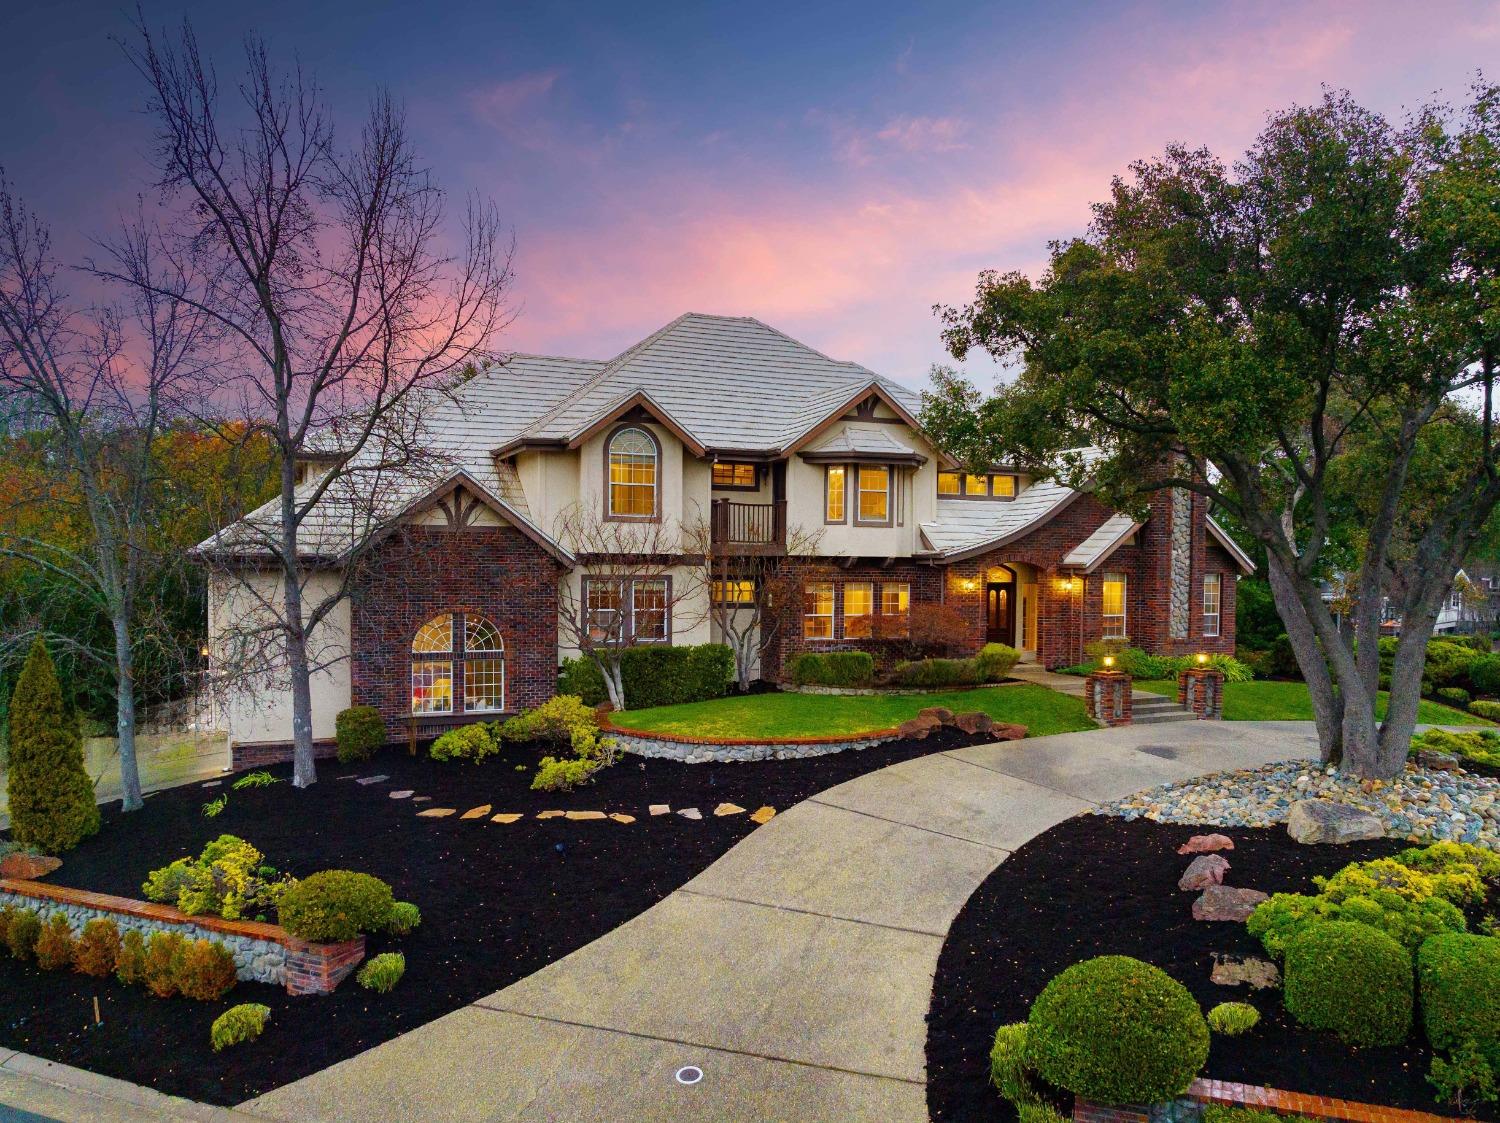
[711,498,787,553]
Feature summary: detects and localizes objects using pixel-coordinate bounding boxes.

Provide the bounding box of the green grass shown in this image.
[613,683,1094,740]
[1132,678,1493,725]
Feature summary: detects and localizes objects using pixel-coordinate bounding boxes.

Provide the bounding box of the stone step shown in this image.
[1132,711,1197,724]
[1132,699,1185,713]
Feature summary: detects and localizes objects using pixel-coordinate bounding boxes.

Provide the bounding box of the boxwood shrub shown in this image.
[1471,699,1500,722]
[1283,921,1412,1046]
[1418,933,1500,1065]
[335,705,385,763]
[559,644,735,707]
[278,870,394,942]
[1025,955,1208,1105]
[788,651,875,688]
[1472,654,1500,698]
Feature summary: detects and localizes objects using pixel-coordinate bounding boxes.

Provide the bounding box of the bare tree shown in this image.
[553,505,703,709]
[111,21,513,785]
[0,176,209,812]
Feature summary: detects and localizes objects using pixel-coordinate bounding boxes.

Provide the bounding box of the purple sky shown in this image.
[4,1,1498,387]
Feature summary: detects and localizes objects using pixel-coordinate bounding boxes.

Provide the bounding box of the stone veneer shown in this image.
[606,726,899,764]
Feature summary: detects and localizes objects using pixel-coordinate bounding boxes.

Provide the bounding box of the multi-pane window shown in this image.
[607,427,658,518]
[712,579,755,604]
[584,577,670,644]
[1101,573,1128,639]
[965,474,989,496]
[882,582,911,637]
[825,466,846,522]
[804,581,835,639]
[411,613,505,714]
[857,466,890,523]
[937,471,961,495]
[939,471,1019,499]
[991,474,1017,498]
[1203,573,1221,638]
[843,582,875,638]
[712,462,757,489]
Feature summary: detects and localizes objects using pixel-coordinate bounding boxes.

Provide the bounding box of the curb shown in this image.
[0,1049,264,1121]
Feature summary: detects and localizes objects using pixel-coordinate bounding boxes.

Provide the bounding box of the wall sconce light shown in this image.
[199,645,210,658]
[1102,654,1116,669]
[960,577,978,593]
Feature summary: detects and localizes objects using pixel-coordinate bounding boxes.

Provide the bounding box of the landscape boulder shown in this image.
[1416,750,1461,773]
[1192,885,1268,921]
[897,715,943,740]
[1178,833,1234,855]
[0,852,61,880]
[990,722,1027,742]
[1178,854,1230,891]
[1286,800,1385,845]
[1210,953,1280,990]
[954,711,995,735]
[917,706,955,725]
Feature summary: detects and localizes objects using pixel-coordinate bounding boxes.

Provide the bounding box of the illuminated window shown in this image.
[712,579,756,604]
[411,614,454,714]
[991,474,1017,499]
[412,613,506,714]
[965,474,989,496]
[712,462,757,489]
[938,471,961,496]
[881,582,911,637]
[1101,573,1128,639]
[843,582,875,638]
[1203,574,1221,638]
[607,427,658,518]
[804,581,835,639]
[857,466,890,523]
[825,466,846,522]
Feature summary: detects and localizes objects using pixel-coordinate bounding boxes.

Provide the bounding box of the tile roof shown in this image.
[919,475,1081,559]
[803,426,926,460]
[1061,514,1143,571]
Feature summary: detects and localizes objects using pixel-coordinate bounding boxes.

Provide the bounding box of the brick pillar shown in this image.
[1085,669,1133,726]
[1177,667,1224,720]
[284,935,366,995]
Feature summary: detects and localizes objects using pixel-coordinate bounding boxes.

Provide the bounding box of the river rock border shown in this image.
[604,725,901,764]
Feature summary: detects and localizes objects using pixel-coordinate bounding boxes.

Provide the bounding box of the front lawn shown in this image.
[613,682,1094,740]
[1132,678,1491,725]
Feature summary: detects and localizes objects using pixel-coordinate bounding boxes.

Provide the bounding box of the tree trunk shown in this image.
[111,615,144,812]
[280,567,317,788]
[597,657,626,710]
[1266,551,1343,764]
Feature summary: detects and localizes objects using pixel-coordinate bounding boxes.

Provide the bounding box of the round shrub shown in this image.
[1206,1002,1260,1036]
[1283,921,1412,1046]
[5,908,41,961]
[211,1003,270,1051]
[73,917,121,977]
[976,643,1021,682]
[356,951,406,993]
[387,900,422,936]
[115,928,147,986]
[1436,687,1471,710]
[335,705,386,763]
[1418,933,1500,1065]
[143,931,187,998]
[1471,654,1500,698]
[429,722,498,763]
[1025,956,1209,1105]
[989,1022,1040,1106]
[278,870,394,942]
[175,939,238,1001]
[34,912,75,971]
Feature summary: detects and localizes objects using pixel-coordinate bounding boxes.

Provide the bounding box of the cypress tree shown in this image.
[8,638,99,852]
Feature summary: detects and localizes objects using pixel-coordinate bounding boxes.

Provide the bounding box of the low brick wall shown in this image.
[0,878,362,994]
[603,724,901,764]
[229,738,338,770]
[1075,1077,1457,1123]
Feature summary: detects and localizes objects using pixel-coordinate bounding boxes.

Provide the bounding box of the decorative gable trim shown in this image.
[780,382,956,466]
[389,471,575,565]
[564,389,708,457]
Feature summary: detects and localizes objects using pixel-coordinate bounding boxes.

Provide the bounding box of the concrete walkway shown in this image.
[0,1051,255,1122]
[243,720,1318,1123]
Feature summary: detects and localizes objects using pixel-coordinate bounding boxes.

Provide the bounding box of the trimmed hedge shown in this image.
[1025,955,1208,1105]
[886,657,979,688]
[1472,654,1500,698]
[1471,700,1500,722]
[1437,686,1471,709]
[559,644,734,708]
[278,870,394,942]
[1283,921,1412,1046]
[1418,933,1500,1066]
[788,651,876,688]
[335,706,385,763]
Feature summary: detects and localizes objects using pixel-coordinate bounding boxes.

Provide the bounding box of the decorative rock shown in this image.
[609,813,636,824]
[749,806,776,824]
[460,805,492,820]
[896,715,941,740]
[713,803,745,817]
[918,706,955,725]
[202,781,222,788]
[490,813,522,824]
[954,711,995,735]
[1418,750,1462,772]
[991,723,1028,742]
[412,796,432,803]
[1211,953,1280,990]
[566,811,607,820]
[537,810,565,819]
[1192,885,1268,921]
[1178,853,1230,890]
[677,807,703,820]
[389,790,414,799]
[355,775,390,785]
[417,808,456,818]
[1178,833,1234,855]
[648,804,671,816]
[0,853,61,880]
[1286,800,1385,845]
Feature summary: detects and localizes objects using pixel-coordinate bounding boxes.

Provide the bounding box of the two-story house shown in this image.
[203,313,1253,756]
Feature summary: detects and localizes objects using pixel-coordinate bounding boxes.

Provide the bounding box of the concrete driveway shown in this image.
[240,720,1316,1123]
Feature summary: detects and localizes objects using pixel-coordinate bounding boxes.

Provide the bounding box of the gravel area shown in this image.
[1095,761,1500,846]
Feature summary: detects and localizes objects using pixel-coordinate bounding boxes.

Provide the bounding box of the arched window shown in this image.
[410,612,506,714]
[607,426,658,518]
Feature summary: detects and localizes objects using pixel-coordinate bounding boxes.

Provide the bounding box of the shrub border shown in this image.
[600,717,903,747]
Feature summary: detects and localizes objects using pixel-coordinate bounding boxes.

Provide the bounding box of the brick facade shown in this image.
[349,523,565,733]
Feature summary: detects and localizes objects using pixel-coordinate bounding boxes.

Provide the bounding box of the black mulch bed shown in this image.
[0,727,985,1106]
[927,813,1499,1123]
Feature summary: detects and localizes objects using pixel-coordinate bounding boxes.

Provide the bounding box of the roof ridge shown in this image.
[739,315,876,373]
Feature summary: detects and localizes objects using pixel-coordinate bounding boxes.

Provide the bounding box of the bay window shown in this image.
[857,466,891,524]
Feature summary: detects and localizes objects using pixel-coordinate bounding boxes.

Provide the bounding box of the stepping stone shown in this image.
[201,781,222,788]
[1286,800,1384,844]
[1179,854,1230,891]
[417,808,456,818]
[491,813,522,824]
[337,775,357,780]
[389,790,414,799]
[355,775,390,785]
[677,807,703,820]
[537,810,565,819]
[413,796,432,803]
[1211,953,1280,990]
[1192,885,1268,921]
[749,806,776,825]
[566,811,607,820]
[649,804,670,816]
[610,813,636,824]
[1178,833,1234,855]
[460,804,492,820]
[713,803,745,817]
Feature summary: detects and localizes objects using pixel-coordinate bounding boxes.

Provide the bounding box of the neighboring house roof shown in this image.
[1061,515,1144,572]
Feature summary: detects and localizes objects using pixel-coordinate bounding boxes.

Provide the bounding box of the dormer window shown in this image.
[938,471,1018,500]
[607,426,659,519]
[712,461,758,489]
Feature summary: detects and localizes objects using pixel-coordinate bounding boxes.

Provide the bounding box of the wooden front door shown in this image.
[986,582,1015,645]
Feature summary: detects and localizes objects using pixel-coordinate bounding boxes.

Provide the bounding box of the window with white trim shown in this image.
[1101,573,1127,639]
[607,426,658,518]
[411,613,505,714]
[584,576,670,645]
[804,581,835,639]
[843,582,875,638]
[881,581,911,637]
[1202,573,1221,638]
[857,466,890,523]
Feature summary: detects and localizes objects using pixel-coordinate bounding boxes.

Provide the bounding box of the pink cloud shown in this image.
[875,115,969,153]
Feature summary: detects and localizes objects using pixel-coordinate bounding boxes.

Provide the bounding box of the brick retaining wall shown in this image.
[1074,1078,1459,1123]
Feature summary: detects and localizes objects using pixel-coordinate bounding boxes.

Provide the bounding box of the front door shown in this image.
[986,581,1015,645]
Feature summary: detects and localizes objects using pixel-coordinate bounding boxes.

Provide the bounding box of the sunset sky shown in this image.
[4,1,1499,388]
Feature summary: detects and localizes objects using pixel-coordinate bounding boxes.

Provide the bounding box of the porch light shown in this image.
[960,577,978,593]
[199,645,210,658]
[1195,652,1209,665]
[1102,655,1116,669]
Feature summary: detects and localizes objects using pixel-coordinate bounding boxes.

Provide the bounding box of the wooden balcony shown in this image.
[711,498,787,554]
